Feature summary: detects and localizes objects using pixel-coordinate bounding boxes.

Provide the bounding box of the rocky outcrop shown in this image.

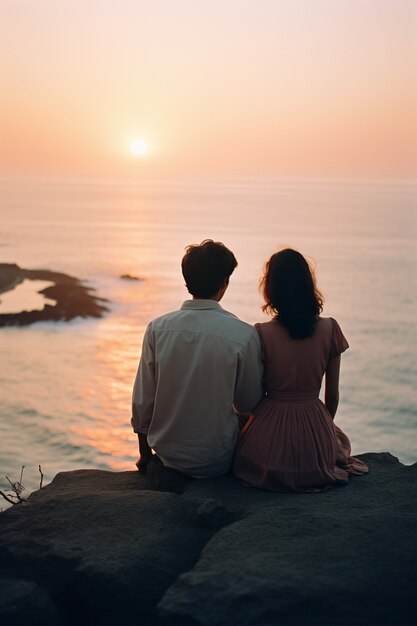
[0,264,108,326]
[119,274,143,281]
[0,453,415,626]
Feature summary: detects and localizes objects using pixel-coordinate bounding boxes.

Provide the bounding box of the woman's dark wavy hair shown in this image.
[261,248,324,339]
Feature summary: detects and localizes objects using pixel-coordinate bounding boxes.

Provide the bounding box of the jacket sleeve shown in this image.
[131,324,156,434]
[233,328,264,413]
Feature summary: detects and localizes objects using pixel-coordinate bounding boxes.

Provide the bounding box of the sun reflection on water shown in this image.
[65,316,147,471]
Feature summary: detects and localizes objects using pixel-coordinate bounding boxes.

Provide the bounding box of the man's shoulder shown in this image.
[206,308,260,348]
[148,304,258,345]
[148,308,183,329]
[218,308,257,333]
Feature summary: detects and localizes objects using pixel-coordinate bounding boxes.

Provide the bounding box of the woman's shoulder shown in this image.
[254,319,280,333]
[317,316,336,328]
[317,316,344,330]
[255,319,276,328]
[254,319,282,341]
[317,317,349,355]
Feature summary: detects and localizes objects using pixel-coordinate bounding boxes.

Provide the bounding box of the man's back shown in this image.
[132,299,263,477]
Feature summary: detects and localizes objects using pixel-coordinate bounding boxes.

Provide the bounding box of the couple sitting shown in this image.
[131,240,367,492]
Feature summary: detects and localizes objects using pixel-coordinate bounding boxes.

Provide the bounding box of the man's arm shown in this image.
[234,330,264,414]
[131,324,156,470]
[136,433,153,471]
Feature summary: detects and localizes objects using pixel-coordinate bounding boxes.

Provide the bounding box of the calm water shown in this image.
[0,177,416,495]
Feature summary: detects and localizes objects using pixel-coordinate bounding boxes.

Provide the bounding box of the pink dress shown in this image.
[233,317,368,492]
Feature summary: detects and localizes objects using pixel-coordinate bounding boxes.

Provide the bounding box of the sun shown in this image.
[131,138,148,156]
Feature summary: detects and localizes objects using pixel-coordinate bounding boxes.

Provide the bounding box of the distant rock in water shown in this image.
[0,263,109,326]
[119,273,143,281]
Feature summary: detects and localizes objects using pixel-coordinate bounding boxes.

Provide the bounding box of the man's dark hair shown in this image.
[181,239,238,298]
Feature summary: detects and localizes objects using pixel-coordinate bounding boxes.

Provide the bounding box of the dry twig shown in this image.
[0,490,16,505]
[0,465,28,506]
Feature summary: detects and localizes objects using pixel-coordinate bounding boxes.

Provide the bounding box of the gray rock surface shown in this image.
[0,578,59,626]
[0,453,415,626]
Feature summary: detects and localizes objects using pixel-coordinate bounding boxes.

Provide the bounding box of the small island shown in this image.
[119,273,143,281]
[0,263,109,326]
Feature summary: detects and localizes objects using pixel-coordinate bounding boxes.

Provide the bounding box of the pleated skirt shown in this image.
[233,397,368,492]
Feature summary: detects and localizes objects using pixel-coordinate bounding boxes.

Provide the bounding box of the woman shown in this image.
[233,248,368,492]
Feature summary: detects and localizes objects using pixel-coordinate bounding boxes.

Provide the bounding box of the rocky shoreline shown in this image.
[0,264,108,326]
[0,452,415,625]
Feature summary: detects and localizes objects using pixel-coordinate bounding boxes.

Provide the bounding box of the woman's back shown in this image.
[256,317,347,396]
[234,315,367,491]
[233,247,367,492]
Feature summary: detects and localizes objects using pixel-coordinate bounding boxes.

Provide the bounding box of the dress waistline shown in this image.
[265,390,319,402]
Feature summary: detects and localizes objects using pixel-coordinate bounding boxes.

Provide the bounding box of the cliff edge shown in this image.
[0,453,415,626]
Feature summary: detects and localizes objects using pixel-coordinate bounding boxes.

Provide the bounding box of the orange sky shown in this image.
[1,0,416,180]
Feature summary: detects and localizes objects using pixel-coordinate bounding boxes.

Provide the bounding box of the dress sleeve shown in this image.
[329,318,349,358]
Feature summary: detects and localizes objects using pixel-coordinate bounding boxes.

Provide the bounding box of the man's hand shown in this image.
[136,433,153,472]
[136,452,153,472]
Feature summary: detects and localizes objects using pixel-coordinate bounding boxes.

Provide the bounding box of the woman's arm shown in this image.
[325,354,341,419]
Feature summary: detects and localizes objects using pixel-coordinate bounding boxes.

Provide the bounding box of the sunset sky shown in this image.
[1,0,416,180]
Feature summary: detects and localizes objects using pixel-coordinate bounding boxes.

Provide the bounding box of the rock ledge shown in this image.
[0,453,415,625]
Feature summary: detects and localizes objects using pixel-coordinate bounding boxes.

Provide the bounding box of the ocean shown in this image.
[0,176,416,496]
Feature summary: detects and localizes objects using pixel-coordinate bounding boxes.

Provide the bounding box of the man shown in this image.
[131,239,263,478]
